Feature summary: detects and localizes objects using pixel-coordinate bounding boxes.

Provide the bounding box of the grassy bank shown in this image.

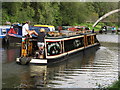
[79,23,101,31]
[108,77,120,89]
[78,23,119,31]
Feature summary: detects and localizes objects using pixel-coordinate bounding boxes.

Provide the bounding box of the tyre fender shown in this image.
[19,57,31,65]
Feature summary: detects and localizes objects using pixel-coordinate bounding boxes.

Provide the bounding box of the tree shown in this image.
[93,2,118,18]
[2,2,119,26]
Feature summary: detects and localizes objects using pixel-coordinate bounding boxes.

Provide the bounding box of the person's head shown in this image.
[10,26,13,28]
[40,28,45,32]
[26,21,30,24]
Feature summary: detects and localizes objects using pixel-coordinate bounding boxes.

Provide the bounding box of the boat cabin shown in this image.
[0,26,10,38]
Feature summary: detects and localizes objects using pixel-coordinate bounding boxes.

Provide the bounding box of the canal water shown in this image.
[2,41,119,88]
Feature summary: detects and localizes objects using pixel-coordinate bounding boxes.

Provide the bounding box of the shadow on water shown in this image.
[2,43,21,64]
[2,43,118,88]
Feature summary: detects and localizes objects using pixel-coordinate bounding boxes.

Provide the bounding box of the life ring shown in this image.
[47,42,61,55]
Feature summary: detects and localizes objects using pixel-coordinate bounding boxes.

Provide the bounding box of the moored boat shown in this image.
[4,24,56,44]
[16,30,100,65]
[2,24,22,45]
[0,25,11,44]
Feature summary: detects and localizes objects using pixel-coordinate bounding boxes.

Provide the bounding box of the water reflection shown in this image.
[2,43,119,88]
[30,65,47,88]
[2,44,21,63]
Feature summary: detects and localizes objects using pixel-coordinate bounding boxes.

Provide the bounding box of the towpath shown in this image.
[96,34,119,43]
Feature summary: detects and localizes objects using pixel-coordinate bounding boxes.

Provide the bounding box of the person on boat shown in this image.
[111,26,116,34]
[92,29,94,33]
[22,21,38,38]
[37,28,46,58]
[117,27,120,33]
[8,26,17,34]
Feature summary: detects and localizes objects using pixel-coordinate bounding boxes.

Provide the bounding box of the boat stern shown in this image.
[16,57,47,65]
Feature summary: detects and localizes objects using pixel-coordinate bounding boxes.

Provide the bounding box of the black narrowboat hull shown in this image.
[16,33,100,65]
[3,35,22,45]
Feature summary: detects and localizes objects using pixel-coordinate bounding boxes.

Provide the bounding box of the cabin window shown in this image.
[87,36,91,45]
[64,39,75,52]
[94,35,98,43]
[2,29,6,34]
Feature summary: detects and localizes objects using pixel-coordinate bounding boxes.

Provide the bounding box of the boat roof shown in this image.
[0,25,11,29]
[34,25,54,27]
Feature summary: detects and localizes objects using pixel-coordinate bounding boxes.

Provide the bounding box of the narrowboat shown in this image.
[1,24,23,45]
[4,24,23,44]
[16,30,100,65]
[4,25,55,44]
[0,26,11,38]
[33,25,55,32]
[0,25,11,44]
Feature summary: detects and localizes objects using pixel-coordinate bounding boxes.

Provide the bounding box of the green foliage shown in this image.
[108,77,120,89]
[93,2,118,18]
[2,2,119,26]
[59,2,92,26]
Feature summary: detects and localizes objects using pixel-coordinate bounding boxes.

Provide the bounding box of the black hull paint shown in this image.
[47,43,100,64]
[17,33,100,64]
[4,35,21,45]
[17,44,100,65]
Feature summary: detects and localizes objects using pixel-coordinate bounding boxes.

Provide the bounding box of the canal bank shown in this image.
[108,77,120,89]
[96,34,119,43]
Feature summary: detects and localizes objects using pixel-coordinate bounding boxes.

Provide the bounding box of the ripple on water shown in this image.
[2,43,119,88]
[47,45,118,88]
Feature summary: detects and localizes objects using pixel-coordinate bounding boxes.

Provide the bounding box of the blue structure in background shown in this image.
[1,24,55,44]
[0,26,10,38]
